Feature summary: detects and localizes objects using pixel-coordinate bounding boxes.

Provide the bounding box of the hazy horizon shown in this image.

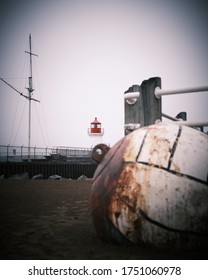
[1,0,207,148]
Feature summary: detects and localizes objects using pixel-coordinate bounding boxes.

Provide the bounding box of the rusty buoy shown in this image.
[91,123,208,250]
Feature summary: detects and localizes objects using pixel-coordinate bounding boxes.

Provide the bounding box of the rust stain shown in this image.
[91,133,150,244]
[91,136,132,243]
[91,126,174,244]
[149,137,171,167]
[107,163,148,243]
[91,123,208,249]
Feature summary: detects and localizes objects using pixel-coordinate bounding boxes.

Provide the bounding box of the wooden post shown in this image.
[140,77,162,126]
[124,77,162,135]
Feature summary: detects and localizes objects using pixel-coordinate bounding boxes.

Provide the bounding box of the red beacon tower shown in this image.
[88,117,104,147]
[89,117,104,135]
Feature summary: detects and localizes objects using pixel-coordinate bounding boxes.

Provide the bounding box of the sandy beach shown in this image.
[0,179,207,260]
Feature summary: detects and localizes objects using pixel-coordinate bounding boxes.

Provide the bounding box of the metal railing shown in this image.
[0,145,93,163]
[124,77,208,133]
[155,85,208,98]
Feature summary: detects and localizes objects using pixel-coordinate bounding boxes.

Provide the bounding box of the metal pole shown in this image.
[155,85,208,98]
[21,145,23,162]
[34,146,36,160]
[7,145,9,162]
[28,34,33,161]
[174,121,208,127]
[124,91,140,101]
[25,34,38,160]
[28,97,31,160]
[162,113,179,121]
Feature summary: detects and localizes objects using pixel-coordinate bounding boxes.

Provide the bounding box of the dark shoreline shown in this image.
[0,180,207,260]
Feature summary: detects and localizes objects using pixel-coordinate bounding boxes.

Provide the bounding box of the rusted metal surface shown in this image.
[91,123,208,249]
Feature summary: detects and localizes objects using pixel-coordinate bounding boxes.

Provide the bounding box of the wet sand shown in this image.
[0,180,207,260]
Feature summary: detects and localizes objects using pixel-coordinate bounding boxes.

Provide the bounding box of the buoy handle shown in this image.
[91,144,110,163]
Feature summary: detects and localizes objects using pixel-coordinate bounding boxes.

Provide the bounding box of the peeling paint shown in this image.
[91,123,208,250]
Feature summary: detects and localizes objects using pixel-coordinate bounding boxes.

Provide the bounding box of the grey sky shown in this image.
[0,0,208,148]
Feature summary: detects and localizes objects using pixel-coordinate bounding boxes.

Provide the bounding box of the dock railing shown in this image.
[124,77,208,134]
[0,145,93,163]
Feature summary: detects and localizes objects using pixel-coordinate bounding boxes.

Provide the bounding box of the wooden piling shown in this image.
[124,77,162,134]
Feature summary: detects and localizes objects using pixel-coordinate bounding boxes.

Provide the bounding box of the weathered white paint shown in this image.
[112,123,208,248]
[88,133,103,148]
[137,124,179,168]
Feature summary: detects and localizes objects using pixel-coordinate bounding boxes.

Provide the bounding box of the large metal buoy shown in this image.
[91,123,208,250]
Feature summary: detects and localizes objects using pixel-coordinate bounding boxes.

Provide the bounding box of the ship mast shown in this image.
[25,34,38,160]
[0,34,39,161]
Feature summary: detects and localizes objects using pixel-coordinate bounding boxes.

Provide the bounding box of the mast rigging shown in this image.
[0,34,40,161]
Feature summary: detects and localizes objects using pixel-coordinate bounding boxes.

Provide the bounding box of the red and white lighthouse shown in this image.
[88,117,104,147]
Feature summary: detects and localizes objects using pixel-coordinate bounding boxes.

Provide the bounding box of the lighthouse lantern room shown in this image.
[88,117,104,147]
[89,117,104,135]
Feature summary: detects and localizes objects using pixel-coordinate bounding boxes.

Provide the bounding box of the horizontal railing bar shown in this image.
[155,86,208,98]
[173,121,208,127]
[162,113,179,121]
[124,91,140,100]
[162,113,208,127]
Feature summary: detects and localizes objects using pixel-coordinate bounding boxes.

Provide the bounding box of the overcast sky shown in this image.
[0,0,208,148]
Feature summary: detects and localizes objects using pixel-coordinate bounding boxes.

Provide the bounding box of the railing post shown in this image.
[124,77,162,134]
[140,77,162,127]
[21,146,23,162]
[7,145,9,162]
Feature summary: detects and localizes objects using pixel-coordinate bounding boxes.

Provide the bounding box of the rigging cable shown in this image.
[34,102,47,147]
[33,53,50,146]
[12,98,27,146]
[9,52,27,145]
[9,94,20,145]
